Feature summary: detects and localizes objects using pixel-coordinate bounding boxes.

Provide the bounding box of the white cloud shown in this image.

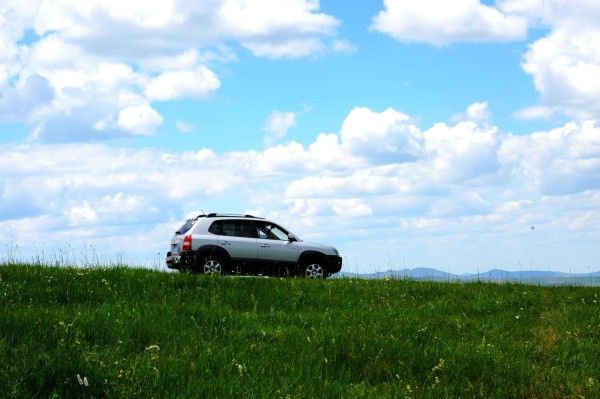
[340,107,423,164]
[263,110,297,140]
[497,0,546,19]
[370,0,600,119]
[371,0,528,45]
[0,74,54,120]
[465,101,491,123]
[424,119,499,184]
[0,0,341,141]
[66,202,98,226]
[332,199,372,217]
[146,66,220,101]
[523,24,600,119]
[0,0,39,85]
[1,104,599,272]
[499,120,600,195]
[218,0,338,58]
[495,0,600,119]
[243,37,326,59]
[450,101,492,124]
[513,105,554,120]
[117,103,163,135]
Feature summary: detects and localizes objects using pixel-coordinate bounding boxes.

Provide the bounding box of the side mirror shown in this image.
[288,233,298,242]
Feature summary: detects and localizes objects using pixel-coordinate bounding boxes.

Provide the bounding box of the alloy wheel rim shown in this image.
[203,259,221,274]
[305,263,324,278]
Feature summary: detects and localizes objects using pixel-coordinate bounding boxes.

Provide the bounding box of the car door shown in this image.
[218,220,258,270]
[255,221,299,275]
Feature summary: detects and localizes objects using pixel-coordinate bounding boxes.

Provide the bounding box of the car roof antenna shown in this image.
[199,210,206,216]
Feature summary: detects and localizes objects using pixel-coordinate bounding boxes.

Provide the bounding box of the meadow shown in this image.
[0,263,598,398]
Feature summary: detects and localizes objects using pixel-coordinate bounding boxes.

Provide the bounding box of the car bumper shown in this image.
[326,255,342,274]
[166,251,182,269]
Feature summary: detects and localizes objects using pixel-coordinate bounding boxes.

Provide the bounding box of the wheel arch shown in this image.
[298,250,329,278]
[298,250,327,267]
[195,245,231,270]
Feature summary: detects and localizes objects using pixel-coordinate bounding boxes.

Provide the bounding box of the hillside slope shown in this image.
[1,264,598,398]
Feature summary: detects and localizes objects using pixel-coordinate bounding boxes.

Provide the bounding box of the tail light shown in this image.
[182,234,192,251]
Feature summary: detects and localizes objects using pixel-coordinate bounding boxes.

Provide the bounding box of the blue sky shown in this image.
[1,0,599,273]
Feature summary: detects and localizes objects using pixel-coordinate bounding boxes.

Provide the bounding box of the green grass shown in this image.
[1,264,598,398]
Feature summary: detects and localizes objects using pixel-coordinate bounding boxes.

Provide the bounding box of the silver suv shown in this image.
[165,213,342,278]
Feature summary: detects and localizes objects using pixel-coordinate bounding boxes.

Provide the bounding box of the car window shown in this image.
[256,222,289,240]
[220,220,256,238]
[222,221,236,236]
[235,220,256,238]
[208,221,221,235]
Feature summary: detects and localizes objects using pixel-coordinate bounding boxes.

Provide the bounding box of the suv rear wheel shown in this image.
[201,256,223,275]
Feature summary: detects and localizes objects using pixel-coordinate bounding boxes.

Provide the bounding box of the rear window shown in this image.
[175,219,196,234]
[176,216,202,234]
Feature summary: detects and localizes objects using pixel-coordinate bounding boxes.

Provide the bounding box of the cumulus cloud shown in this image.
[65,202,98,226]
[145,66,220,101]
[332,199,372,217]
[424,121,499,184]
[499,120,600,195]
[340,107,423,164]
[0,74,54,120]
[0,0,341,141]
[263,110,297,140]
[371,0,528,45]
[523,22,600,119]
[507,0,600,118]
[1,104,599,271]
[497,0,547,20]
[370,0,600,119]
[117,103,163,135]
[217,0,338,58]
[513,105,554,121]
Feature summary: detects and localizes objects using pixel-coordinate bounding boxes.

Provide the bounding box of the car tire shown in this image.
[201,255,223,276]
[303,262,326,279]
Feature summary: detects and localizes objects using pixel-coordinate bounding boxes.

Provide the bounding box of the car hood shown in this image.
[297,241,338,256]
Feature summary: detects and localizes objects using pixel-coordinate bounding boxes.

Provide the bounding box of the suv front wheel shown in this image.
[303,262,326,278]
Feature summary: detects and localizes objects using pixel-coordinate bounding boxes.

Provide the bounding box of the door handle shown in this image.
[260,244,269,248]
[220,241,231,246]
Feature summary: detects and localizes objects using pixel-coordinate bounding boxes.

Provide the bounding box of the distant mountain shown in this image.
[343,267,456,281]
[335,268,600,286]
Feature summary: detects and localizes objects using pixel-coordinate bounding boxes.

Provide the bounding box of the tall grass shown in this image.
[1,264,598,398]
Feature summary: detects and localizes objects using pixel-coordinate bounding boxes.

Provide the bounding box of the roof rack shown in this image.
[205,213,263,219]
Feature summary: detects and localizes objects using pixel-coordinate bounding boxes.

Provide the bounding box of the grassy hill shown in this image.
[1,264,598,398]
